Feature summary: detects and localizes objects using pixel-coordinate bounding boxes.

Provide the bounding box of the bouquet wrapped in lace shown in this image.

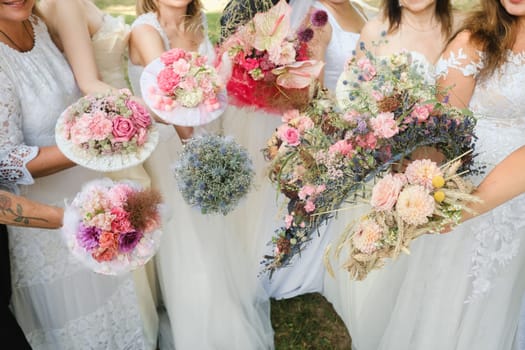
[261,50,481,273]
[140,48,228,126]
[216,0,326,113]
[339,157,481,280]
[62,178,163,275]
[173,134,254,215]
[56,88,159,172]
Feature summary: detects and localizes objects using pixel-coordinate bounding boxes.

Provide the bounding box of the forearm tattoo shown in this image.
[0,193,49,225]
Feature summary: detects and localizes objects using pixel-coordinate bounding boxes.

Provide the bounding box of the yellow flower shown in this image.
[434,190,445,203]
[432,175,445,188]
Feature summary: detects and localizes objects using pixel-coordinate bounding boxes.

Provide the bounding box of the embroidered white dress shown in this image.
[0,16,151,350]
[322,51,438,350]
[127,12,274,350]
[259,1,363,299]
[343,48,525,350]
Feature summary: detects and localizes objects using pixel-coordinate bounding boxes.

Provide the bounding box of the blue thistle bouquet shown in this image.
[173,134,254,215]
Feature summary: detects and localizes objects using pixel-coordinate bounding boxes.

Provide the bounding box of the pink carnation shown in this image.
[370,174,404,211]
[89,111,113,141]
[69,114,94,144]
[329,139,354,157]
[370,112,399,139]
[157,68,181,94]
[405,159,443,189]
[171,59,191,76]
[160,48,188,66]
[396,185,435,226]
[352,219,383,254]
[304,200,316,213]
[110,207,133,233]
[410,104,433,123]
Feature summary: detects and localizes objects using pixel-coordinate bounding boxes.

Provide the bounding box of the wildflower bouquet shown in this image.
[141,48,227,126]
[62,178,163,275]
[173,134,254,215]
[339,157,481,280]
[261,50,480,273]
[216,0,326,113]
[56,88,159,172]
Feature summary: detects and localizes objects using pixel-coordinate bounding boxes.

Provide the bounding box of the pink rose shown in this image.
[160,48,188,66]
[112,116,137,142]
[126,100,152,128]
[370,173,404,211]
[157,68,181,94]
[110,207,133,233]
[277,125,300,146]
[357,58,376,81]
[370,112,399,139]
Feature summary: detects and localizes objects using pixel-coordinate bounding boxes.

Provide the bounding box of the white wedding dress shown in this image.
[322,51,437,349]
[127,12,274,350]
[335,48,525,349]
[259,0,364,299]
[0,16,153,350]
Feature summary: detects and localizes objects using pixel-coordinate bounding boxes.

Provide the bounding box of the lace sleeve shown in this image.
[0,67,38,189]
[435,48,484,79]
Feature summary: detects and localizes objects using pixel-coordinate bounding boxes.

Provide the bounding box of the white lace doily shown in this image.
[139,57,227,126]
[55,113,159,172]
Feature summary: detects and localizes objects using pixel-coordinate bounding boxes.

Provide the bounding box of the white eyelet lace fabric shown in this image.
[1,16,150,350]
[437,49,525,302]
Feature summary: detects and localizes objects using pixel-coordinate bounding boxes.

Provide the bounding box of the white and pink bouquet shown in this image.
[56,88,159,172]
[339,157,481,280]
[140,48,227,126]
[62,178,163,275]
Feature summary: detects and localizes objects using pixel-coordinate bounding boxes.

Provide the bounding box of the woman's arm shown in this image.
[0,190,63,228]
[40,0,114,95]
[129,24,194,141]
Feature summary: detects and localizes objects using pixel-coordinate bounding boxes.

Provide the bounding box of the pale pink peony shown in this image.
[370,173,404,211]
[357,58,377,81]
[370,112,399,139]
[157,67,181,94]
[405,159,443,189]
[112,117,137,143]
[277,125,301,146]
[396,185,435,226]
[352,219,383,254]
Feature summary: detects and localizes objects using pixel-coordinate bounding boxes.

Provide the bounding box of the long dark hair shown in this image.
[458,0,519,79]
[382,0,453,36]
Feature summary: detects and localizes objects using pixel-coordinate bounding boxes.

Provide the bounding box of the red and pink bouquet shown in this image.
[56,88,159,172]
[339,157,480,280]
[62,178,163,275]
[217,0,326,113]
[140,48,227,126]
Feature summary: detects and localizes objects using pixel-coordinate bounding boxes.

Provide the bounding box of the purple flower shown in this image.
[297,28,314,42]
[77,224,101,250]
[311,10,328,27]
[118,230,143,253]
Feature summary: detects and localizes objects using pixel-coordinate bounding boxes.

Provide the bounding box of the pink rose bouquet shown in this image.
[62,178,164,275]
[56,89,159,172]
[140,48,227,126]
[339,157,481,280]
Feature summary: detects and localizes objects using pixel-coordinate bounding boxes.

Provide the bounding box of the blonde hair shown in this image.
[136,0,204,33]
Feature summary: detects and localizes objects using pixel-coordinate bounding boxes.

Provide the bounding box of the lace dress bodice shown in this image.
[0,16,80,191]
[92,14,130,89]
[437,49,525,301]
